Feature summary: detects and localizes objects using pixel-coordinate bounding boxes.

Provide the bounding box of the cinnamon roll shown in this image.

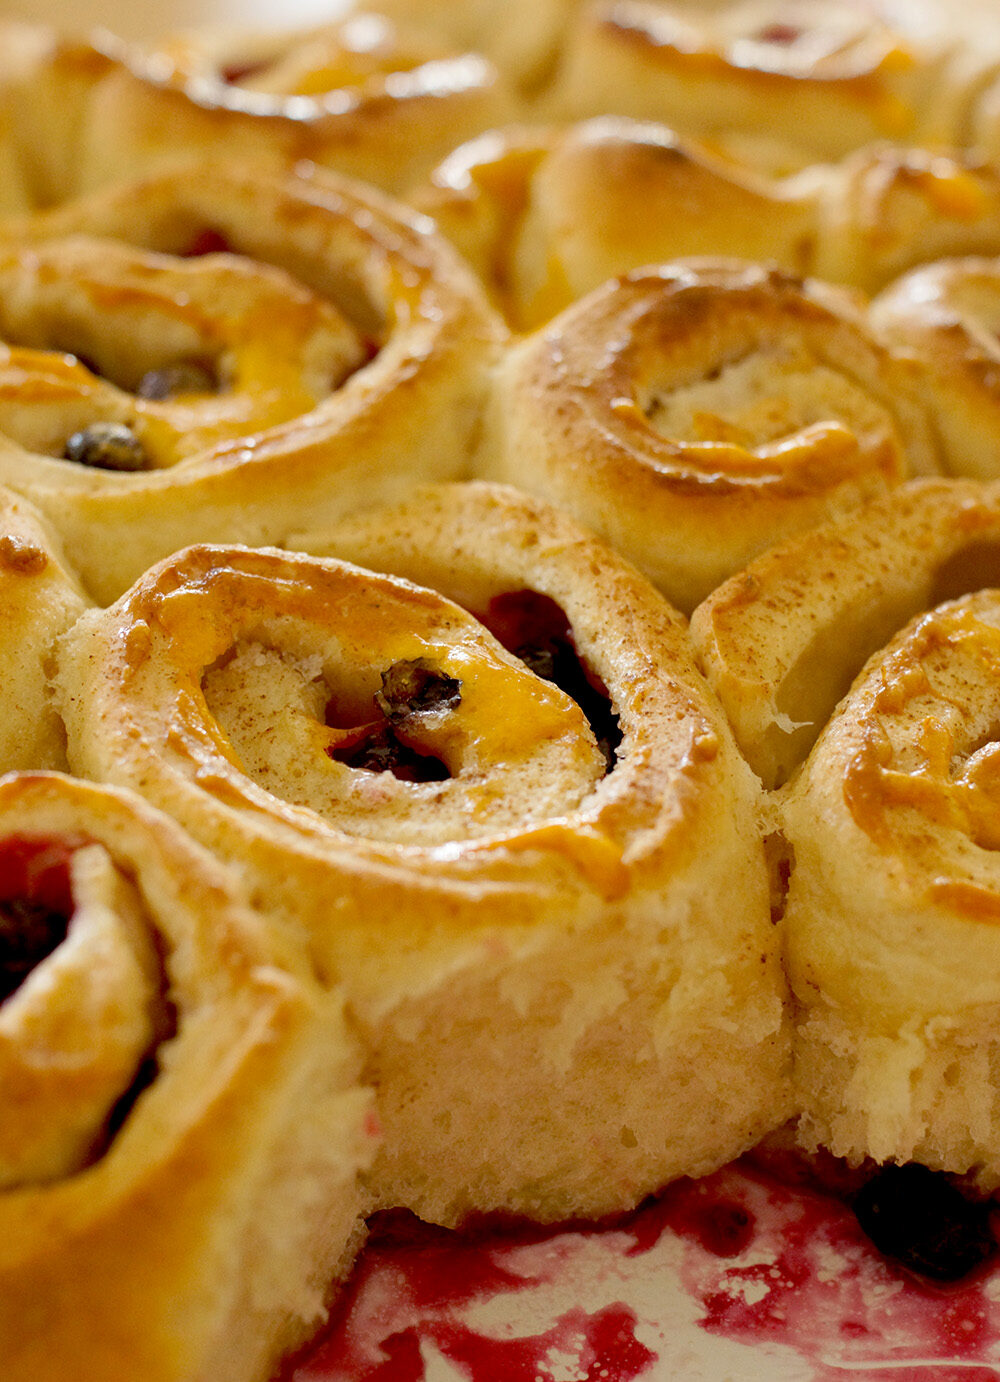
[0,771,376,1382]
[811,145,1000,296]
[411,118,822,330]
[870,257,1000,481]
[541,0,967,173]
[692,479,1000,788]
[0,160,504,603]
[55,485,790,1228]
[481,260,938,613]
[70,16,517,200]
[0,487,88,773]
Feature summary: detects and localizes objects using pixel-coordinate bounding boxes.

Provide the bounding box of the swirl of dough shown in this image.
[691,478,1000,788]
[411,117,822,330]
[871,257,1000,481]
[541,0,958,172]
[812,145,1000,296]
[56,486,790,1227]
[481,259,938,613]
[70,16,517,200]
[0,770,376,1382]
[0,160,505,603]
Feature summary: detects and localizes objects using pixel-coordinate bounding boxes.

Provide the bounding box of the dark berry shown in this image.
[376,659,462,722]
[62,421,149,472]
[0,896,70,1004]
[853,1163,997,1281]
[136,361,217,400]
[329,722,449,783]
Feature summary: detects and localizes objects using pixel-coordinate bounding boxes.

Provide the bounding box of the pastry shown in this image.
[782,588,1000,1182]
[55,484,790,1228]
[0,770,376,1382]
[0,159,504,603]
[691,477,1000,785]
[410,117,822,330]
[480,259,938,613]
[69,16,518,200]
[342,0,577,92]
[871,256,1000,480]
[540,0,970,172]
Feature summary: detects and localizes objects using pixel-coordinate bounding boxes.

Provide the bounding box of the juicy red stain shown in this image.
[287,1161,1000,1381]
[0,835,77,914]
[425,1303,655,1382]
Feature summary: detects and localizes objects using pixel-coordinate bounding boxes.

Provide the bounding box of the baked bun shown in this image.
[691,478,1000,1179]
[871,257,1000,481]
[0,770,376,1382]
[691,478,1000,788]
[541,0,960,172]
[813,145,1000,296]
[70,17,517,200]
[0,488,88,773]
[0,160,504,603]
[56,484,790,1228]
[412,117,821,330]
[480,260,938,613]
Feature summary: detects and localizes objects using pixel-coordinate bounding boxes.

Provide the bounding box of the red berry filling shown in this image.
[478,590,621,771]
[0,836,78,1004]
[182,228,234,257]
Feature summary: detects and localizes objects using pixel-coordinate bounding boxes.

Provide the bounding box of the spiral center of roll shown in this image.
[0,837,75,1004]
[200,607,607,849]
[326,658,460,783]
[642,343,892,480]
[0,837,167,1188]
[0,237,369,467]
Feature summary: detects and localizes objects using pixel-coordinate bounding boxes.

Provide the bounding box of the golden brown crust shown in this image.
[72,18,518,199]
[0,160,505,603]
[0,771,375,1382]
[813,145,1000,295]
[782,591,1000,1178]
[481,259,938,613]
[687,475,1000,1181]
[411,117,822,329]
[542,0,944,169]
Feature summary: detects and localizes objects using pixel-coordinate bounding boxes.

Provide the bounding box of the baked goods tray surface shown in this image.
[287,1152,1000,1380]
